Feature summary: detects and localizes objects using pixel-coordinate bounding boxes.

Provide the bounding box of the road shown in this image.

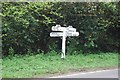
[50,69,119,78]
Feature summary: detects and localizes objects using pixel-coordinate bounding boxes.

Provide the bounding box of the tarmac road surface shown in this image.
[50,69,119,78]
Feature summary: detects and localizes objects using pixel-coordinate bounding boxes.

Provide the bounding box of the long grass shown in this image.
[2,52,118,78]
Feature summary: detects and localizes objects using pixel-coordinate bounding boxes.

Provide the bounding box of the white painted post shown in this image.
[61,31,66,59]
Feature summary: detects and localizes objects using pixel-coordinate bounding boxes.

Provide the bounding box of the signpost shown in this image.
[50,32,79,37]
[50,25,79,59]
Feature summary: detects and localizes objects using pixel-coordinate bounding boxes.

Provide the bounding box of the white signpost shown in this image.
[50,25,79,59]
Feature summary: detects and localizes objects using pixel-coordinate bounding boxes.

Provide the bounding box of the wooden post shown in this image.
[61,31,66,59]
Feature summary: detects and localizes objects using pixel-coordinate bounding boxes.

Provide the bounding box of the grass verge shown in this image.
[2,52,118,78]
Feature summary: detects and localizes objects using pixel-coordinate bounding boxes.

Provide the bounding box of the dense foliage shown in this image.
[1,2,119,56]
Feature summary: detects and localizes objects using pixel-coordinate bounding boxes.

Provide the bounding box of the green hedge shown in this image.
[1,2,119,56]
